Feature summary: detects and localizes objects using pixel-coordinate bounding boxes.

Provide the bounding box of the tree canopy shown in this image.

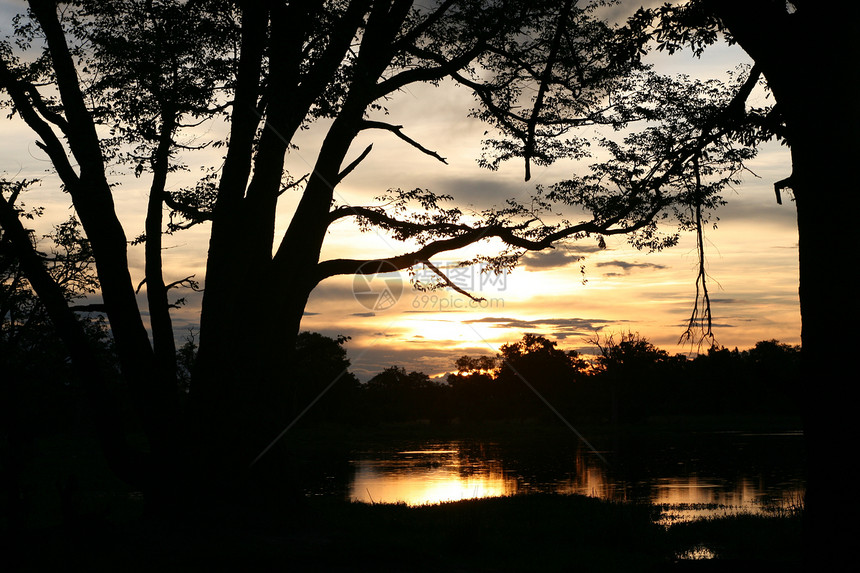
[0,0,782,500]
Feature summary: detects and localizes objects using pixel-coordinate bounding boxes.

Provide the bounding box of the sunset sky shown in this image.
[1,1,800,381]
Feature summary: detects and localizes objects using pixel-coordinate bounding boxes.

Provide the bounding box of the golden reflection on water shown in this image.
[352,464,510,505]
[351,449,512,505]
[348,442,805,521]
[350,447,621,505]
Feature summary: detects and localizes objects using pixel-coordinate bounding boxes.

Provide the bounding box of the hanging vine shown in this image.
[679,153,715,349]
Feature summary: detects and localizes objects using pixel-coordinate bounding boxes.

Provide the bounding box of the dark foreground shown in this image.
[3,492,802,572]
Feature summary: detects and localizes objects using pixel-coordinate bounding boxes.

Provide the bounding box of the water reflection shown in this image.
[347,432,805,521]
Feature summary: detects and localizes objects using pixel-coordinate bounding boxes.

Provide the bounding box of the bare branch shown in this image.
[278,173,309,197]
[419,259,485,302]
[774,174,793,205]
[375,42,486,98]
[393,0,457,48]
[22,80,70,134]
[336,144,374,185]
[360,122,447,164]
[1,59,80,188]
[165,275,201,291]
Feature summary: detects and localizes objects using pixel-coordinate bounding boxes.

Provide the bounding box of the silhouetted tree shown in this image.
[291,332,361,425]
[0,0,775,506]
[591,331,684,423]
[364,366,445,422]
[496,333,587,420]
[0,0,668,497]
[447,354,499,421]
[741,339,800,414]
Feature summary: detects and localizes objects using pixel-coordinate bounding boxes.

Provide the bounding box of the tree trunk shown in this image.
[144,114,179,385]
[189,1,391,490]
[704,0,860,566]
[25,0,181,487]
[790,120,856,569]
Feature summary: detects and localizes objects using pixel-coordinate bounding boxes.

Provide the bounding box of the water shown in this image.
[335,429,805,522]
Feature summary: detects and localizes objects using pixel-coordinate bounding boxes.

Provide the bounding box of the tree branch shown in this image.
[278,173,309,197]
[361,121,447,164]
[316,201,663,283]
[524,0,575,181]
[375,30,493,98]
[22,80,70,134]
[393,0,457,48]
[326,204,470,234]
[420,259,485,302]
[679,154,714,349]
[774,174,792,205]
[637,64,762,193]
[0,59,80,189]
[336,144,374,184]
[164,192,214,221]
[165,275,201,291]
[29,0,108,174]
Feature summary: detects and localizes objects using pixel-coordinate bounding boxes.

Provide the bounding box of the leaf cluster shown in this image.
[75,0,238,155]
[473,0,651,175]
[544,66,767,253]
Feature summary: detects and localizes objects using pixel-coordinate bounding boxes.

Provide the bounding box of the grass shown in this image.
[665,511,803,564]
[306,494,667,571]
[3,490,803,572]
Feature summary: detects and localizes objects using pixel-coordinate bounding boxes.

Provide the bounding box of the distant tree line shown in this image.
[1,291,802,442]
[294,332,802,427]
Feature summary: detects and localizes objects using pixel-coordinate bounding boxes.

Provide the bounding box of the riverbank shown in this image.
[4,492,802,572]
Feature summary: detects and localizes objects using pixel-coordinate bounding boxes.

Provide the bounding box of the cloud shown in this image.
[521,249,583,270]
[463,315,622,339]
[518,242,612,270]
[351,312,376,317]
[595,260,668,275]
